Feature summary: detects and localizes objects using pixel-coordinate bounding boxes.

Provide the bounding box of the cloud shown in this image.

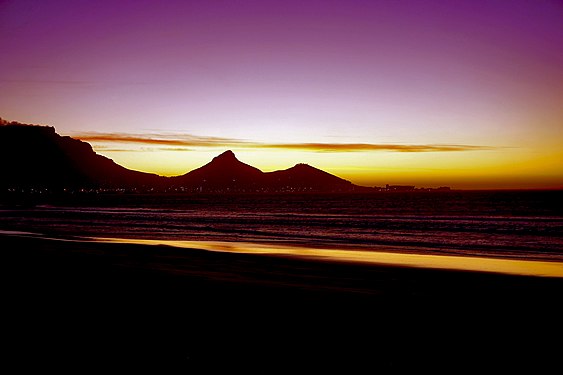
[75,132,493,153]
[77,133,244,147]
[96,147,195,152]
[261,143,493,152]
[0,79,150,88]
[0,79,97,85]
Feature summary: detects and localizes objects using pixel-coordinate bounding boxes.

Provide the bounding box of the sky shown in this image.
[1,0,562,189]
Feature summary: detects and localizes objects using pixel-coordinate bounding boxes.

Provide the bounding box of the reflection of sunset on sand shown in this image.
[96,237,563,278]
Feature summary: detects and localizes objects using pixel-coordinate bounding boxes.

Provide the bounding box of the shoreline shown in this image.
[3,230,563,277]
[2,232,563,371]
[95,236,563,277]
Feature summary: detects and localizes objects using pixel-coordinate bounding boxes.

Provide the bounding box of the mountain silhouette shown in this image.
[171,150,264,191]
[0,123,162,189]
[170,151,359,192]
[0,122,366,192]
[265,163,354,192]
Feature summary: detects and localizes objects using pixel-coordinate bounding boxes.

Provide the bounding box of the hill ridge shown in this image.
[0,122,366,192]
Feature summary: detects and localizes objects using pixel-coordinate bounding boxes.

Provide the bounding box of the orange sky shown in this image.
[75,131,563,189]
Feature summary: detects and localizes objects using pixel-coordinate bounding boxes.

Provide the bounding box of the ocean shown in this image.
[3,190,563,372]
[2,190,562,262]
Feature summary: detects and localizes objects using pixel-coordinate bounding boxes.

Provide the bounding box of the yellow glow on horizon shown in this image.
[95,142,563,189]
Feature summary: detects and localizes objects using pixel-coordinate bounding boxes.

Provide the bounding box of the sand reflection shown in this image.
[92,237,563,278]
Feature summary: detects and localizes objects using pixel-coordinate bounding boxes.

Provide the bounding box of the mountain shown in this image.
[0,123,163,189]
[170,151,360,192]
[171,150,264,192]
[0,121,367,192]
[264,163,355,192]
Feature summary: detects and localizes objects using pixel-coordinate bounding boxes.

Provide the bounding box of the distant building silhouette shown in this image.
[385,184,415,192]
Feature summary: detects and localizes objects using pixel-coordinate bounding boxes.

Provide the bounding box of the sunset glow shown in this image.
[1,0,562,189]
[95,237,563,278]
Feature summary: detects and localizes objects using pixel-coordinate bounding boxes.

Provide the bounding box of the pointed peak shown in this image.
[214,150,237,161]
[292,163,313,169]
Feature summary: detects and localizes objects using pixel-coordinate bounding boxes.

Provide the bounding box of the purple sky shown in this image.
[1,0,562,187]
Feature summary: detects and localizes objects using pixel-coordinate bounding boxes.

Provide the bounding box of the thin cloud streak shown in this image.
[263,143,494,152]
[77,133,243,147]
[94,147,195,152]
[0,79,151,87]
[76,132,494,153]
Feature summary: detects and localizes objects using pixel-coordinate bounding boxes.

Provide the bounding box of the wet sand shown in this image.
[96,237,563,277]
[2,233,562,372]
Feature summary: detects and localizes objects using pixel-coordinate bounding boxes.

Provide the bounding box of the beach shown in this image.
[3,232,562,372]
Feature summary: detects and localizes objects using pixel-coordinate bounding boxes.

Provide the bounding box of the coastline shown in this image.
[96,236,563,277]
[3,232,562,371]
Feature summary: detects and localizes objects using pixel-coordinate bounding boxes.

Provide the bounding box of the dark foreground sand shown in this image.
[2,234,562,372]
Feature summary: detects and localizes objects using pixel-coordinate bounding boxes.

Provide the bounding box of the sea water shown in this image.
[1,190,562,263]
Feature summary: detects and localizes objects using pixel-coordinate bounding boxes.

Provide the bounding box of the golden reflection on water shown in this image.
[94,237,563,278]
